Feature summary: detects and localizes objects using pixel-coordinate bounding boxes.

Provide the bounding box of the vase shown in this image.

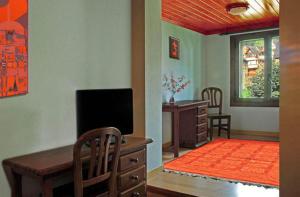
[169,94,175,103]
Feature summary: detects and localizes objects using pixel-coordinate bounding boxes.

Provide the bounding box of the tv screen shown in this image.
[76,88,133,138]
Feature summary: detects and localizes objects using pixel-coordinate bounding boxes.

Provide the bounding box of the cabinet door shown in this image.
[179,108,197,148]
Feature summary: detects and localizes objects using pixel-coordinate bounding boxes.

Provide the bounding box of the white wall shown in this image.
[205,35,279,132]
[161,22,206,143]
[0,0,131,195]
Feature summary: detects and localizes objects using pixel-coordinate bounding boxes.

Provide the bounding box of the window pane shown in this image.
[239,38,265,98]
[271,37,280,98]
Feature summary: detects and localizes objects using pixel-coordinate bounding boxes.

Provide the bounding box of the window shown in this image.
[230,30,279,107]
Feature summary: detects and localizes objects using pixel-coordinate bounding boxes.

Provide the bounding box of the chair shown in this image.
[201,87,231,141]
[73,127,121,197]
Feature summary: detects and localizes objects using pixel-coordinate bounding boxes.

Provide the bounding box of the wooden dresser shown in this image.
[163,100,209,152]
[2,137,152,197]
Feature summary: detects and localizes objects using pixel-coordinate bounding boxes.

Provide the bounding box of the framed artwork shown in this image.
[169,36,180,60]
[0,0,28,98]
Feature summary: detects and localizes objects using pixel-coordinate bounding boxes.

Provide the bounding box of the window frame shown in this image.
[230,30,279,107]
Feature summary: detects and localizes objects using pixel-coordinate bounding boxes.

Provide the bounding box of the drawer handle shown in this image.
[130,158,139,163]
[132,192,140,197]
[130,175,139,181]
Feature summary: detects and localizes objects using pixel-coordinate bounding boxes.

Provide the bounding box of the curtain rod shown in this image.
[220,27,279,36]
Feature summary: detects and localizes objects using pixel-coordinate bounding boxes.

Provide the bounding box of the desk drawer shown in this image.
[198,106,208,115]
[119,150,145,172]
[197,133,207,143]
[197,123,207,134]
[196,114,207,124]
[119,165,145,191]
[120,182,146,197]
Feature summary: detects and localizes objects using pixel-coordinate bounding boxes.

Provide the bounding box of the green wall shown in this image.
[86,0,131,88]
[162,21,206,143]
[161,21,205,102]
[0,0,131,195]
[145,0,163,171]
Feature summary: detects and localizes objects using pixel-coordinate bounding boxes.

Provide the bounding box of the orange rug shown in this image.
[164,138,279,187]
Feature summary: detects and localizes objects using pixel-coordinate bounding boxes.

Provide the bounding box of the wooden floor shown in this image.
[147,132,279,197]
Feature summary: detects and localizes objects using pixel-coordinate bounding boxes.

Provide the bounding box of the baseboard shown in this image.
[162,130,279,149]
[230,129,279,138]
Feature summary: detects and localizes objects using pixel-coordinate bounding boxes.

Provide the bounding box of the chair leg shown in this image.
[210,118,213,141]
[218,119,221,136]
[227,117,231,139]
[207,119,209,137]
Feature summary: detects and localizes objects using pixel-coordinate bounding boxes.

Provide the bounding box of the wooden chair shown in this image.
[201,87,231,141]
[73,127,121,197]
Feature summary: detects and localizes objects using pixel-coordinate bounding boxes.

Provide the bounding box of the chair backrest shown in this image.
[73,127,121,197]
[201,87,223,114]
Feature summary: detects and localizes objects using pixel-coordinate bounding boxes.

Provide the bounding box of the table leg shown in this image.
[173,110,179,157]
[171,112,174,147]
[3,165,22,197]
[218,119,221,136]
[41,179,53,197]
[227,117,231,139]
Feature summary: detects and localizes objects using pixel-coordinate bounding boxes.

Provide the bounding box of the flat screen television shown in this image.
[76,88,133,138]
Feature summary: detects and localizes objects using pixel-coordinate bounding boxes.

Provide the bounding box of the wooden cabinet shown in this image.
[163,100,209,153]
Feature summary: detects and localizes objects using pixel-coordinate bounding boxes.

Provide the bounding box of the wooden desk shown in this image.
[2,137,152,197]
[163,100,209,157]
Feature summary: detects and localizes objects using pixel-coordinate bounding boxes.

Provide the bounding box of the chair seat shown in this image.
[208,113,231,119]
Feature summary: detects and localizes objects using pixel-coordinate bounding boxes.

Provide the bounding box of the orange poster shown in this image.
[0,0,28,98]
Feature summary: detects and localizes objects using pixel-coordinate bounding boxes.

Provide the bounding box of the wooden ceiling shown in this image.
[162,0,279,35]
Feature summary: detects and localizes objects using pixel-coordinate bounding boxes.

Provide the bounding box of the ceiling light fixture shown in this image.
[226,2,249,16]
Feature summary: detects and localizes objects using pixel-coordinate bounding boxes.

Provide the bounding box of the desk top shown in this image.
[163,100,209,111]
[2,137,152,177]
